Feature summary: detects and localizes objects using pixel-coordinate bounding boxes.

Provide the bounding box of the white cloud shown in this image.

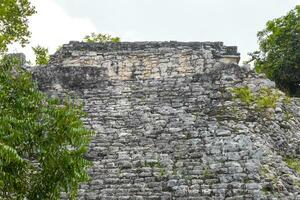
[8,0,97,63]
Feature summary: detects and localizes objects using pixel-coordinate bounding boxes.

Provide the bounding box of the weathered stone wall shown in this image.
[49,41,239,80]
[32,42,300,199]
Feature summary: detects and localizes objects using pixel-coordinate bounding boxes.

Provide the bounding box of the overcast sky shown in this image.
[9,0,299,64]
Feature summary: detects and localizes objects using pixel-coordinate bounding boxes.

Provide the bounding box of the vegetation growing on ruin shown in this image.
[83,33,121,43]
[232,86,282,111]
[256,88,281,110]
[285,158,300,174]
[203,166,215,179]
[32,45,50,65]
[231,87,254,106]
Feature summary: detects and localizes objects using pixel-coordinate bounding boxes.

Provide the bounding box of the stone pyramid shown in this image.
[32,41,300,199]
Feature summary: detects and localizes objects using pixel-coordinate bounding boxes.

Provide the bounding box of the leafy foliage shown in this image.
[0,0,36,53]
[32,45,50,65]
[232,86,281,110]
[256,88,281,110]
[0,56,93,199]
[231,87,254,106]
[83,33,121,43]
[249,6,300,96]
[285,157,300,174]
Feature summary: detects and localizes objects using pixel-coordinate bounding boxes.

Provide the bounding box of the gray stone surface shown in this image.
[32,41,300,199]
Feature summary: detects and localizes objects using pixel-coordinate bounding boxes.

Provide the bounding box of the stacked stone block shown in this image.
[32,41,300,199]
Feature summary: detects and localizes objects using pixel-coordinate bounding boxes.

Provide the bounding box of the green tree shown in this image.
[0,0,36,53]
[0,0,93,199]
[83,33,121,43]
[0,56,92,199]
[250,6,300,96]
[32,45,50,65]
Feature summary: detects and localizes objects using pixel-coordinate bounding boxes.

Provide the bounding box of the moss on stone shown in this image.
[203,167,215,179]
[261,185,272,194]
[159,168,166,177]
[285,158,300,174]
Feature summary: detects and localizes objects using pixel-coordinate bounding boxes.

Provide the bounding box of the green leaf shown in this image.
[250,6,300,96]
